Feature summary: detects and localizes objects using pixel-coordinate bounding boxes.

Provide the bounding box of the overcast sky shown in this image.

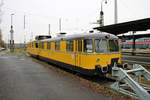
[1,0,150,43]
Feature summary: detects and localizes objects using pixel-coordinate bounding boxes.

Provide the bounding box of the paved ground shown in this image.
[0,52,111,100]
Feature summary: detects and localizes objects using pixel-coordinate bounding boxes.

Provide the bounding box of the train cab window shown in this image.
[95,39,108,53]
[109,40,119,52]
[78,40,82,52]
[55,41,60,50]
[66,40,73,52]
[84,39,93,53]
[47,42,51,50]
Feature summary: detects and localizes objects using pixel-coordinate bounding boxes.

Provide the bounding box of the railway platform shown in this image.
[0,51,110,100]
[1,50,149,100]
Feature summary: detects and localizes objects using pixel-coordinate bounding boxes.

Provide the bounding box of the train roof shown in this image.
[39,32,118,42]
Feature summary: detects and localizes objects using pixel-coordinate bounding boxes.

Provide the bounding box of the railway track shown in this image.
[122,54,150,65]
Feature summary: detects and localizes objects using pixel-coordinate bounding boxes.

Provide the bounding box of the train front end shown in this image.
[81,33,122,75]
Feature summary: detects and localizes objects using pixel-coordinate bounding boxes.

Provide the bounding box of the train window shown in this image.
[66,40,73,52]
[78,40,82,52]
[47,42,51,50]
[55,41,60,50]
[32,43,33,48]
[95,39,108,53]
[41,42,44,49]
[84,39,93,53]
[35,42,38,48]
[109,40,119,52]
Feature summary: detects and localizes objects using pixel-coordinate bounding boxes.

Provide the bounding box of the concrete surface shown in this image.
[0,53,111,100]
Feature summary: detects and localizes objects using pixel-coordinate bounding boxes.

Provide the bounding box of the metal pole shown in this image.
[24,15,25,29]
[24,15,26,50]
[11,15,13,26]
[114,0,118,24]
[100,1,104,27]
[31,32,33,41]
[101,0,103,11]
[100,0,107,27]
[10,13,14,52]
[59,18,61,33]
[48,24,50,35]
[101,0,107,13]
[8,33,9,49]
[132,31,136,55]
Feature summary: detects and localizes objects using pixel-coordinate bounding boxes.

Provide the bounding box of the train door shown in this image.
[75,39,82,67]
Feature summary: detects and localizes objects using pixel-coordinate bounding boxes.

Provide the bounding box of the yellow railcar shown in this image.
[27,32,122,75]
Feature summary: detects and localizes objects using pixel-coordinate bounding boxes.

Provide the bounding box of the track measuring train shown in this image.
[27,32,122,76]
[27,18,150,100]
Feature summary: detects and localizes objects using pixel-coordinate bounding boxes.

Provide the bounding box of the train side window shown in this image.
[55,41,60,50]
[47,41,51,50]
[31,43,33,48]
[84,39,93,53]
[66,40,73,52]
[35,42,38,48]
[41,42,44,49]
[78,40,82,52]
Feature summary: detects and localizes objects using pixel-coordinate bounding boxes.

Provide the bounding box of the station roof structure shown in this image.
[118,33,150,40]
[93,18,150,35]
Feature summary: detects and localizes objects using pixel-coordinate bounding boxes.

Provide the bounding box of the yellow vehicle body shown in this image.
[27,33,122,75]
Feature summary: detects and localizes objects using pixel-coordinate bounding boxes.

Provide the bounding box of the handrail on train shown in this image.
[111,63,150,100]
